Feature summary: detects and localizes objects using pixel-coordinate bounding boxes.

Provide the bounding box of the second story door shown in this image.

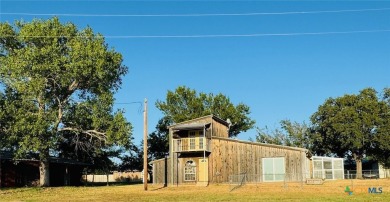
[189,131,196,150]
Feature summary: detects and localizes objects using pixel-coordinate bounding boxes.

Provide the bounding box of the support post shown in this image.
[0,154,2,188]
[203,124,207,186]
[143,98,148,191]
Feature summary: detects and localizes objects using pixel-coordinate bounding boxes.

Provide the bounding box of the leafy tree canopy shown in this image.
[156,86,255,137]
[147,117,170,160]
[255,120,311,149]
[372,88,390,167]
[0,17,132,186]
[310,88,390,175]
[119,117,169,181]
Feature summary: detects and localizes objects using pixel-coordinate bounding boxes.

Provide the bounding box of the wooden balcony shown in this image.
[172,137,211,153]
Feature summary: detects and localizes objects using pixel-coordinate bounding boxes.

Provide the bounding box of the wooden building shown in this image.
[0,151,88,187]
[151,115,311,186]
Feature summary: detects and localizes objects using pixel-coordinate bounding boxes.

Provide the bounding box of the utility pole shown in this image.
[143,98,148,191]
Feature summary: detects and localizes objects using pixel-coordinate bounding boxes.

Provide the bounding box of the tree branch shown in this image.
[68,80,79,92]
[58,127,107,142]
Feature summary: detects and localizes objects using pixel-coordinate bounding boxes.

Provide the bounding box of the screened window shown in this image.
[324,160,332,169]
[262,157,285,182]
[312,157,344,180]
[333,160,343,169]
[314,161,322,170]
[184,160,196,181]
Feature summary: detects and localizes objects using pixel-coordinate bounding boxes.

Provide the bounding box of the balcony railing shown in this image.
[172,137,211,152]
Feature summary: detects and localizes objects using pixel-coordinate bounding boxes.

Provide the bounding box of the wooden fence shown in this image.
[83,171,149,183]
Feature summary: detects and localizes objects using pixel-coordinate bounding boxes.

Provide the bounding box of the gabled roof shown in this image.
[213,137,309,153]
[168,114,229,129]
[0,150,39,161]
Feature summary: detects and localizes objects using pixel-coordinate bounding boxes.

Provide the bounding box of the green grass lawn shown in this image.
[1,179,389,201]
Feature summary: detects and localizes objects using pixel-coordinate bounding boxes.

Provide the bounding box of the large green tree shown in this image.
[120,117,169,182]
[371,88,390,167]
[147,117,170,160]
[0,18,132,186]
[310,88,390,178]
[156,86,255,137]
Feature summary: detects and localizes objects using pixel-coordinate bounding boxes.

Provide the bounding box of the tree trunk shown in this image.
[353,153,363,179]
[356,158,363,179]
[64,166,69,186]
[0,159,2,188]
[39,160,50,187]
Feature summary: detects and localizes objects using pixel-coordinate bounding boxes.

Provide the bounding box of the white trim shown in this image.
[312,156,344,180]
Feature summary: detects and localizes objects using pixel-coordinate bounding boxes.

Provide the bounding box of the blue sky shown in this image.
[1,0,390,145]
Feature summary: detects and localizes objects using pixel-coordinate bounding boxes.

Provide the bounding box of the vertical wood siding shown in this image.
[209,137,308,183]
[211,119,228,138]
[154,115,308,185]
[152,158,170,185]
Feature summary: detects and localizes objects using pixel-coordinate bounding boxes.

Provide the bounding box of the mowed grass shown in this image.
[1,179,389,202]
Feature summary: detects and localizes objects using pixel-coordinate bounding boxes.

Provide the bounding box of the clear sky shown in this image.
[1,0,389,145]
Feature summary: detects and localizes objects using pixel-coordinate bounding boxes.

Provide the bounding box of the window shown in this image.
[184,160,196,181]
[262,157,285,182]
[324,160,332,169]
[314,171,323,179]
[199,139,204,149]
[314,161,322,169]
[312,157,344,180]
[198,130,203,136]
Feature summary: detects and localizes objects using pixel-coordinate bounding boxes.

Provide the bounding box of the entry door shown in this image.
[198,159,208,185]
[189,131,196,150]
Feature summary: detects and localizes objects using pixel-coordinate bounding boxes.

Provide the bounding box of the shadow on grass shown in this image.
[0,181,143,191]
[0,187,45,195]
[83,181,143,187]
[150,185,167,191]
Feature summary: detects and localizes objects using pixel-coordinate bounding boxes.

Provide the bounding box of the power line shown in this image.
[0,0,378,1]
[1,8,390,17]
[2,30,390,38]
[104,30,390,38]
[0,0,253,1]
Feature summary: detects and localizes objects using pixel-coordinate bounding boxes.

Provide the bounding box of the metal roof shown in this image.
[171,123,210,131]
[168,114,229,129]
[0,151,91,165]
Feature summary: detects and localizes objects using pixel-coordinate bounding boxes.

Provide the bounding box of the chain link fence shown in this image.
[228,171,390,192]
[228,172,308,191]
[344,170,386,179]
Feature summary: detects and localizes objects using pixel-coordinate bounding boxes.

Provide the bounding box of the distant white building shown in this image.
[378,164,390,178]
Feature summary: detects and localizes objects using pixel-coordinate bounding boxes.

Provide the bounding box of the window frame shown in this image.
[262,157,285,182]
[312,157,344,180]
[184,160,197,182]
